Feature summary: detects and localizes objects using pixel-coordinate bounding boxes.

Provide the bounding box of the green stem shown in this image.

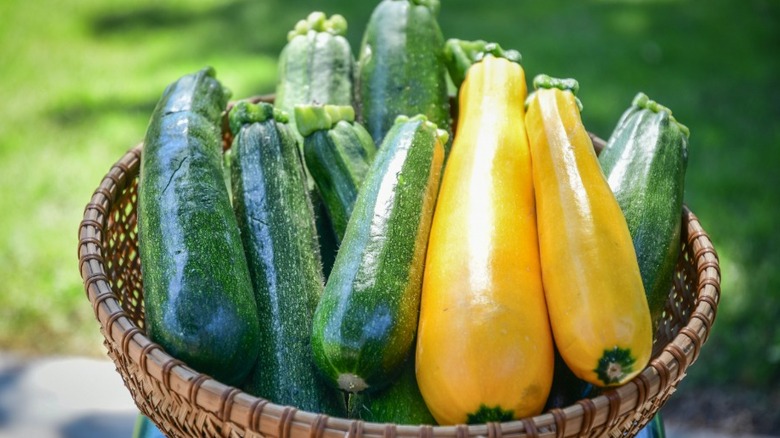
[228,101,279,135]
[632,92,690,138]
[530,74,583,112]
[294,104,355,137]
[287,12,347,41]
[444,38,521,88]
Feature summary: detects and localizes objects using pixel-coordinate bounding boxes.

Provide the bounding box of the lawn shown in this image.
[1,0,778,432]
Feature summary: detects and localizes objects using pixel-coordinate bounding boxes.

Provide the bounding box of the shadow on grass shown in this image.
[48,98,156,127]
[87,0,375,55]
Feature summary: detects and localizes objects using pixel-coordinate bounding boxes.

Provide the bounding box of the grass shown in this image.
[1,0,778,401]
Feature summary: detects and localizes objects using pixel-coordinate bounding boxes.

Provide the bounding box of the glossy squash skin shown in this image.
[416,55,554,425]
[525,75,652,388]
[310,115,446,394]
[356,0,451,149]
[598,93,689,330]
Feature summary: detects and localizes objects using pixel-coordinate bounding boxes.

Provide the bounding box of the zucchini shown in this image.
[598,93,689,330]
[310,115,447,394]
[295,104,377,241]
[524,74,652,387]
[138,67,260,386]
[415,56,553,425]
[275,11,354,135]
[356,0,451,149]
[348,357,437,425]
[274,11,355,278]
[228,102,346,416]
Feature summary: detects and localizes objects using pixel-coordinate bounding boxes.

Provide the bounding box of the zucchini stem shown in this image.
[294,104,355,137]
[287,11,347,40]
[528,74,583,112]
[632,92,690,138]
[228,101,279,135]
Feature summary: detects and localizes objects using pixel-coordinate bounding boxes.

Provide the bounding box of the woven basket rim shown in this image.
[78,122,720,438]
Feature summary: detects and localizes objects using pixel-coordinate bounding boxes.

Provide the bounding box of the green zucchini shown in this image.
[275,11,354,130]
[295,104,377,241]
[356,0,451,149]
[228,102,346,416]
[348,356,437,425]
[598,92,689,330]
[310,115,447,394]
[138,67,260,386]
[274,11,355,277]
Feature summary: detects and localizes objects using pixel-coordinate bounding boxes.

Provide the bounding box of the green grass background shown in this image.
[1,0,778,403]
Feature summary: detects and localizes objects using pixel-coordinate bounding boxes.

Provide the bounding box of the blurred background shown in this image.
[0,0,778,435]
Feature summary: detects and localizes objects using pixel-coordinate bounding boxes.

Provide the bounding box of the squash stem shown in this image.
[228,101,278,135]
[294,104,355,137]
[529,74,584,112]
[632,92,690,138]
[287,12,347,40]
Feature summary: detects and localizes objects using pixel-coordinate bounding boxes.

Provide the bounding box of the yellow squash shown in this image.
[524,75,652,387]
[416,55,554,425]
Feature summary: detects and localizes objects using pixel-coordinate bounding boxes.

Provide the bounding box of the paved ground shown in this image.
[0,353,138,438]
[0,352,776,438]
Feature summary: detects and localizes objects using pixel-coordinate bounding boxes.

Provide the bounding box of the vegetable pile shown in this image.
[136,0,690,428]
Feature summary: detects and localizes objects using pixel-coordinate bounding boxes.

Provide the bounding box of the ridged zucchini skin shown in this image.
[598,93,689,330]
[228,102,346,416]
[275,12,355,277]
[296,104,377,241]
[347,357,437,425]
[525,75,652,388]
[310,115,447,394]
[275,12,354,131]
[138,67,260,386]
[356,0,451,149]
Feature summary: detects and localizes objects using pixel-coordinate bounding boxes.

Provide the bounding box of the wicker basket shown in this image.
[78,106,720,438]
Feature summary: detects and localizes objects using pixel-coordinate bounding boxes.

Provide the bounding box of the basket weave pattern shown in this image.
[78,139,720,438]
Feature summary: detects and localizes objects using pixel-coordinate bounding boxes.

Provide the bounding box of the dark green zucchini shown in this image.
[295,104,377,241]
[348,356,437,425]
[228,101,346,416]
[310,115,447,393]
[356,0,451,149]
[138,67,260,386]
[598,92,689,329]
